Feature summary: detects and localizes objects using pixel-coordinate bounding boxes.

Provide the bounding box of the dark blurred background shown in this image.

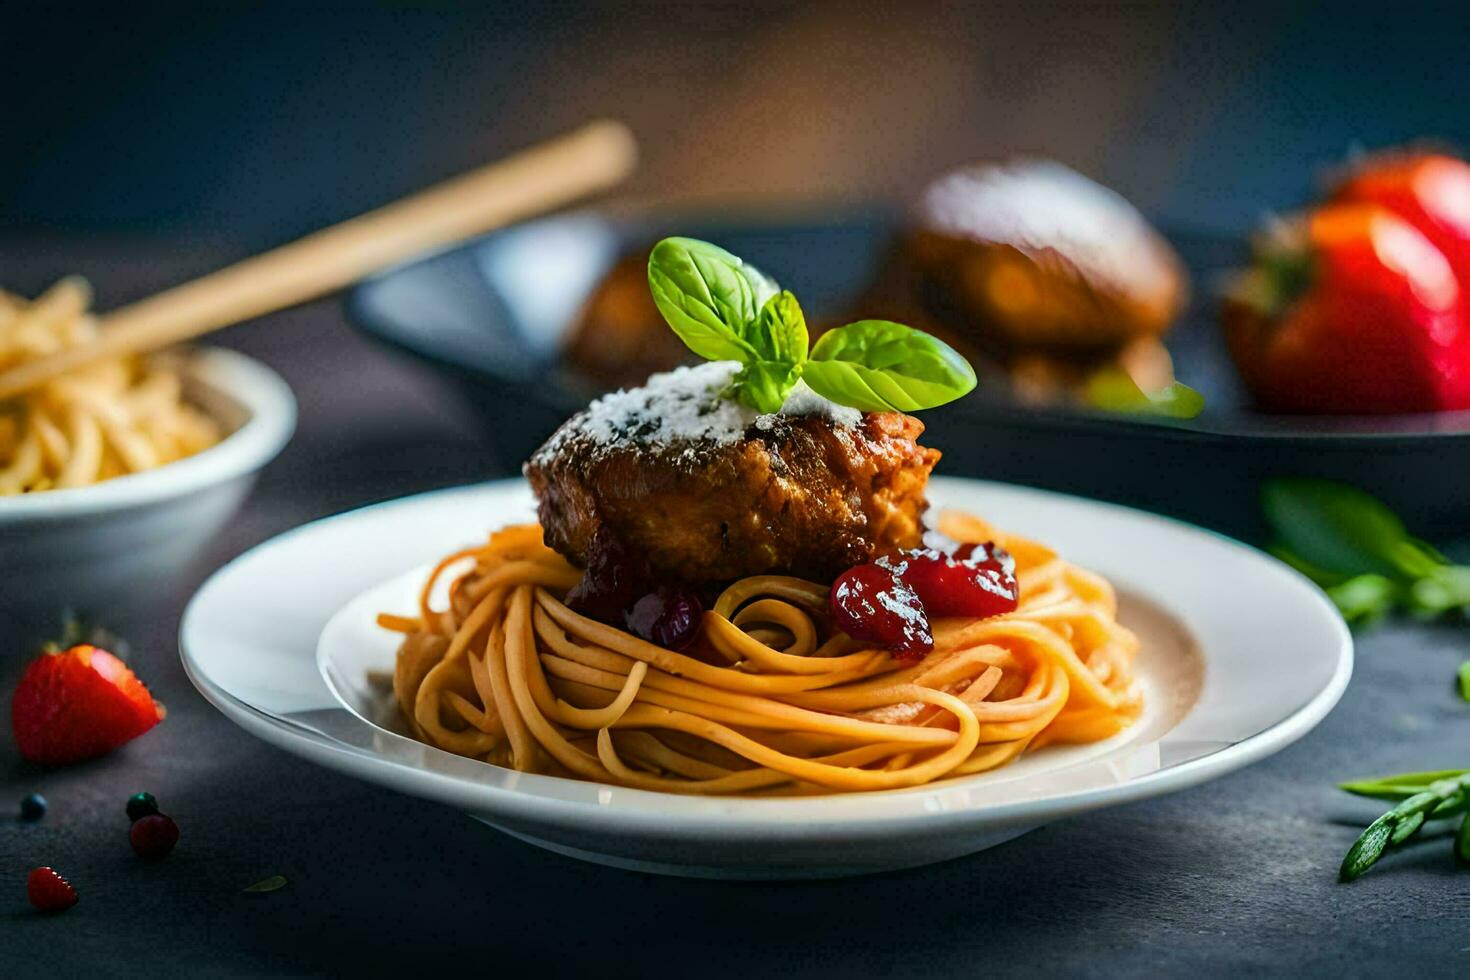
[3,0,1467,247]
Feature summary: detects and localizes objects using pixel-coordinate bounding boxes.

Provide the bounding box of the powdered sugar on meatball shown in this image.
[530,362,862,468]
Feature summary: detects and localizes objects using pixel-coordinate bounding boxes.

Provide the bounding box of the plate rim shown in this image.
[180,476,1353,842]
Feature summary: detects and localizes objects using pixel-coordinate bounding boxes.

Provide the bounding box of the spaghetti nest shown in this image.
[379,512,1142,795]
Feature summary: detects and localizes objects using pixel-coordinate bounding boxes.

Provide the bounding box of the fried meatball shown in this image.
[524,362,940,584]
[902,159,1187,356]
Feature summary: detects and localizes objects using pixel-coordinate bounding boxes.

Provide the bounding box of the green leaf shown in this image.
[1342,770,1470,800]
[243,874,287,893]
[731,360,801,414]
[1435,792,1470,818]
[1261,479,1443,580]
[744,290,808,366]
[1408,537,1453,566]
[1457,813,1470,864]
[1340,816,1394,881]
[1337,781,1469,881]
[646,237,776,363]
[1390,810,1426,845]
[1082,367,1205,420]
[1407,566,1470,616]
[1389,786,1461,820]
[1460,662,1470,703]
[1269,545,1353,587]
[1323,574,1400,626]
[804,320,976,412]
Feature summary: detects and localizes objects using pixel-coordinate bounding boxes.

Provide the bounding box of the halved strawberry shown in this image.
[11,645,165,766]
[27,867,78,913]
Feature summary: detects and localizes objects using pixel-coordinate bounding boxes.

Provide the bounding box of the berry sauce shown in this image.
[828,541,1019,658]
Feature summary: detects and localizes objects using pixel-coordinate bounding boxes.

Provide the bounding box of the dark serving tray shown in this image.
[345,206,1470,540]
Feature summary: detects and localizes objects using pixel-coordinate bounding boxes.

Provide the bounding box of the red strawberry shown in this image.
[1223,204,1470,414]
[1333,151,1470,291]
[27,867,78,913]
[11,645,165,766]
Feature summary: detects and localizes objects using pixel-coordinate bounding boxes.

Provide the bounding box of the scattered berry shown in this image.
[20,793,47,821]
[125,792,159,822]
[829,563,933,660]
[625,587,704,650]
[10,644,165,766]
[26,867,78,913]
[129,813,179,860]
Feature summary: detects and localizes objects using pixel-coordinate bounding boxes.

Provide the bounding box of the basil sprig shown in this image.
[1337,770,1470,881]
[647,237,975,414]
[1262,478,1470,627]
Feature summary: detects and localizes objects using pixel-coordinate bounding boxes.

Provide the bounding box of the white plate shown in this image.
[181,477,1352,879]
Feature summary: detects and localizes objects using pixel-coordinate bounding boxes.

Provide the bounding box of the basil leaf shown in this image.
[646,237,775,363]
[745,290,808,366]
[1083,367,1205,420]
[731,360,801,414]
[804,320,976,412]
[1261,478,1442,580]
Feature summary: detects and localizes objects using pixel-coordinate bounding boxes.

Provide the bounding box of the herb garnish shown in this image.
[1262,477,1470,626]
[647,237,976,413]
[1338,770,1470,880]
[1082,366,1205,419]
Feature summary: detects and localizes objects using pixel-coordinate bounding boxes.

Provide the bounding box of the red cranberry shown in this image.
[625,587,704,650]
[566,527,650,624]
[129,813,180,860]
[829,564,933,660]
[881,545,1019,619]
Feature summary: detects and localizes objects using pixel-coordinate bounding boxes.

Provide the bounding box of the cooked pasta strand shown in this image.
[385,517,1142,795]
[0,279,220,494]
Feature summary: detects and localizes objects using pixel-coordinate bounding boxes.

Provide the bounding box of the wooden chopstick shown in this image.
[0,119,638,400]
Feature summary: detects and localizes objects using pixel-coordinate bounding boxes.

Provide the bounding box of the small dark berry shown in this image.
[565,527,651,625]
[130,813,179,860]
[126,791,159,822]
[20,793,47,821]
[27,867,78,913]
[625,587,704,650]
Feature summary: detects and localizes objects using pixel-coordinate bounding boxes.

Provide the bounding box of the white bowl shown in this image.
[0,347,295,632]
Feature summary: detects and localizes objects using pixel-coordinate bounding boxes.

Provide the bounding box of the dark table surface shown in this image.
[3,242,1469,977]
